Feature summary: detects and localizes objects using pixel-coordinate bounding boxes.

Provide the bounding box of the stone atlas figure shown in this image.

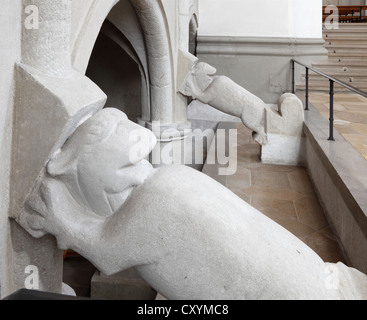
[180,62,269,145]
[16,106,367,300]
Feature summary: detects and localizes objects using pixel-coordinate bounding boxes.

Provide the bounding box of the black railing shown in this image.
[291,59,367,141]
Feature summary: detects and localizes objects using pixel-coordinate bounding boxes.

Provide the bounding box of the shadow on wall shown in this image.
[86,24,142,122]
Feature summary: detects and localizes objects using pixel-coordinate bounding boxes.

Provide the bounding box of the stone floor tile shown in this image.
[234,191,251,204]
[316,103,329,112]
[301,228,347,264]
[236,153,261,165]
[241,185,304,202]
[334,124,358,135]
[342,133,367,145]
[232,165,251,176]
[342,102,367,109]
[349,123,367,135]
[320,111,331,120]
[309,94,330,103]
[251,170,291,189]
[349,141,367,153]
[326,103,347,112]
[237,145,261,157]
[288,168,315,195]
[225,172,251,191]
[294,195,329,230]
[251,197,298,221]
[238,161,296,173]
[335,111,365,124]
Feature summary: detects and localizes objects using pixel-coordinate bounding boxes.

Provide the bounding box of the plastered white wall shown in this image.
[292,0,323,39]
[198,0,323,39]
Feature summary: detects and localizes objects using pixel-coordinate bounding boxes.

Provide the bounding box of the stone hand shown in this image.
[17,178,81,249]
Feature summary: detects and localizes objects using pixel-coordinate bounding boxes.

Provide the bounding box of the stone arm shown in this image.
[17,178,138,276]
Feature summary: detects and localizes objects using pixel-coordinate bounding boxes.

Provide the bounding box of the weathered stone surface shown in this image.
[16,108,367,300]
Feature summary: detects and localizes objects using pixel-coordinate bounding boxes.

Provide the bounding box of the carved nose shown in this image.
[127,121,157,164]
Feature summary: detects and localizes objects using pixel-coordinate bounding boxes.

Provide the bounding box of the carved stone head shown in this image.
[46,108,157,216]
[182,62,217,99]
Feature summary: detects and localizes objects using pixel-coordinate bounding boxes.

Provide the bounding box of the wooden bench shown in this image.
[323,5,367,23]
[323,15,367,23]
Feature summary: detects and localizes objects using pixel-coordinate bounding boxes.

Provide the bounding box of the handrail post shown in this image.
[328,79,335,141]
[291,60,295,94]
[305,67,309,111]
[360,6,363,22]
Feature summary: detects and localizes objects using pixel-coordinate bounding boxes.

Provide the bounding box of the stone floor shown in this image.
[308,92,367,161]
[225,123,347,265]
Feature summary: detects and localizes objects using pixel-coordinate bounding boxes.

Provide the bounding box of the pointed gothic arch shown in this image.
[71,0,174,124]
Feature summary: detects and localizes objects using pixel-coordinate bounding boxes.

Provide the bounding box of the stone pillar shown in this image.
[130,0,174,124]
[175,0,191,124]
[0,0,22,299]
[22,0,72,77]
[8,0,107,295]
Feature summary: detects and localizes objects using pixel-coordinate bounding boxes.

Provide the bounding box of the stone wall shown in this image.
[0,0,21,299]
[197,0,327,104]
[197,37,327,104]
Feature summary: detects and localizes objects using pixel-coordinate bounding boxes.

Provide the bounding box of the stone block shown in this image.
[91,268,157,300]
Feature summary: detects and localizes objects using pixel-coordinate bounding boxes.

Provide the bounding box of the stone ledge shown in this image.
[302,99,367,273]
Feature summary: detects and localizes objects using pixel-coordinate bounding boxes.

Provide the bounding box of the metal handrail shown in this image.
[291,58,367,141]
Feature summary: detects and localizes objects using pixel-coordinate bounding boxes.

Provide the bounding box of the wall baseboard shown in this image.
[198,36,328,57]
[197,36,328,103]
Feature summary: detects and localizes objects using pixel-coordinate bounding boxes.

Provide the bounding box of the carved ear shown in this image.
[199,63,217,76]
[181,78,194,97]
[193,62,217,92]
[47,149,77,177]
[193,62,217,75]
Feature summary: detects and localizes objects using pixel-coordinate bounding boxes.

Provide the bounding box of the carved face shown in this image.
[47,108,157,216]
[182,62,217,99]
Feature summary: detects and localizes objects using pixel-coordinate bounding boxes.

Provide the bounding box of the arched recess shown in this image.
[71,0,174,125]
[86,21,150,122]
[189,14,199,56]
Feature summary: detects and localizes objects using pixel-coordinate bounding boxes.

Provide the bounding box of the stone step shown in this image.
[327,56,367,62]
[313,59,367,67]
[314,66,367,73]
[306,24,367,93]
[306,71,367,79]
[326,44,367,52]
[323,28,367,35]
[323,33,367,39]
[323,22,367,29]
[324,30,367,36]
[325,38,367,45]
[323,32,367,40]
[303,75,367,86]
[328,51,367,58]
